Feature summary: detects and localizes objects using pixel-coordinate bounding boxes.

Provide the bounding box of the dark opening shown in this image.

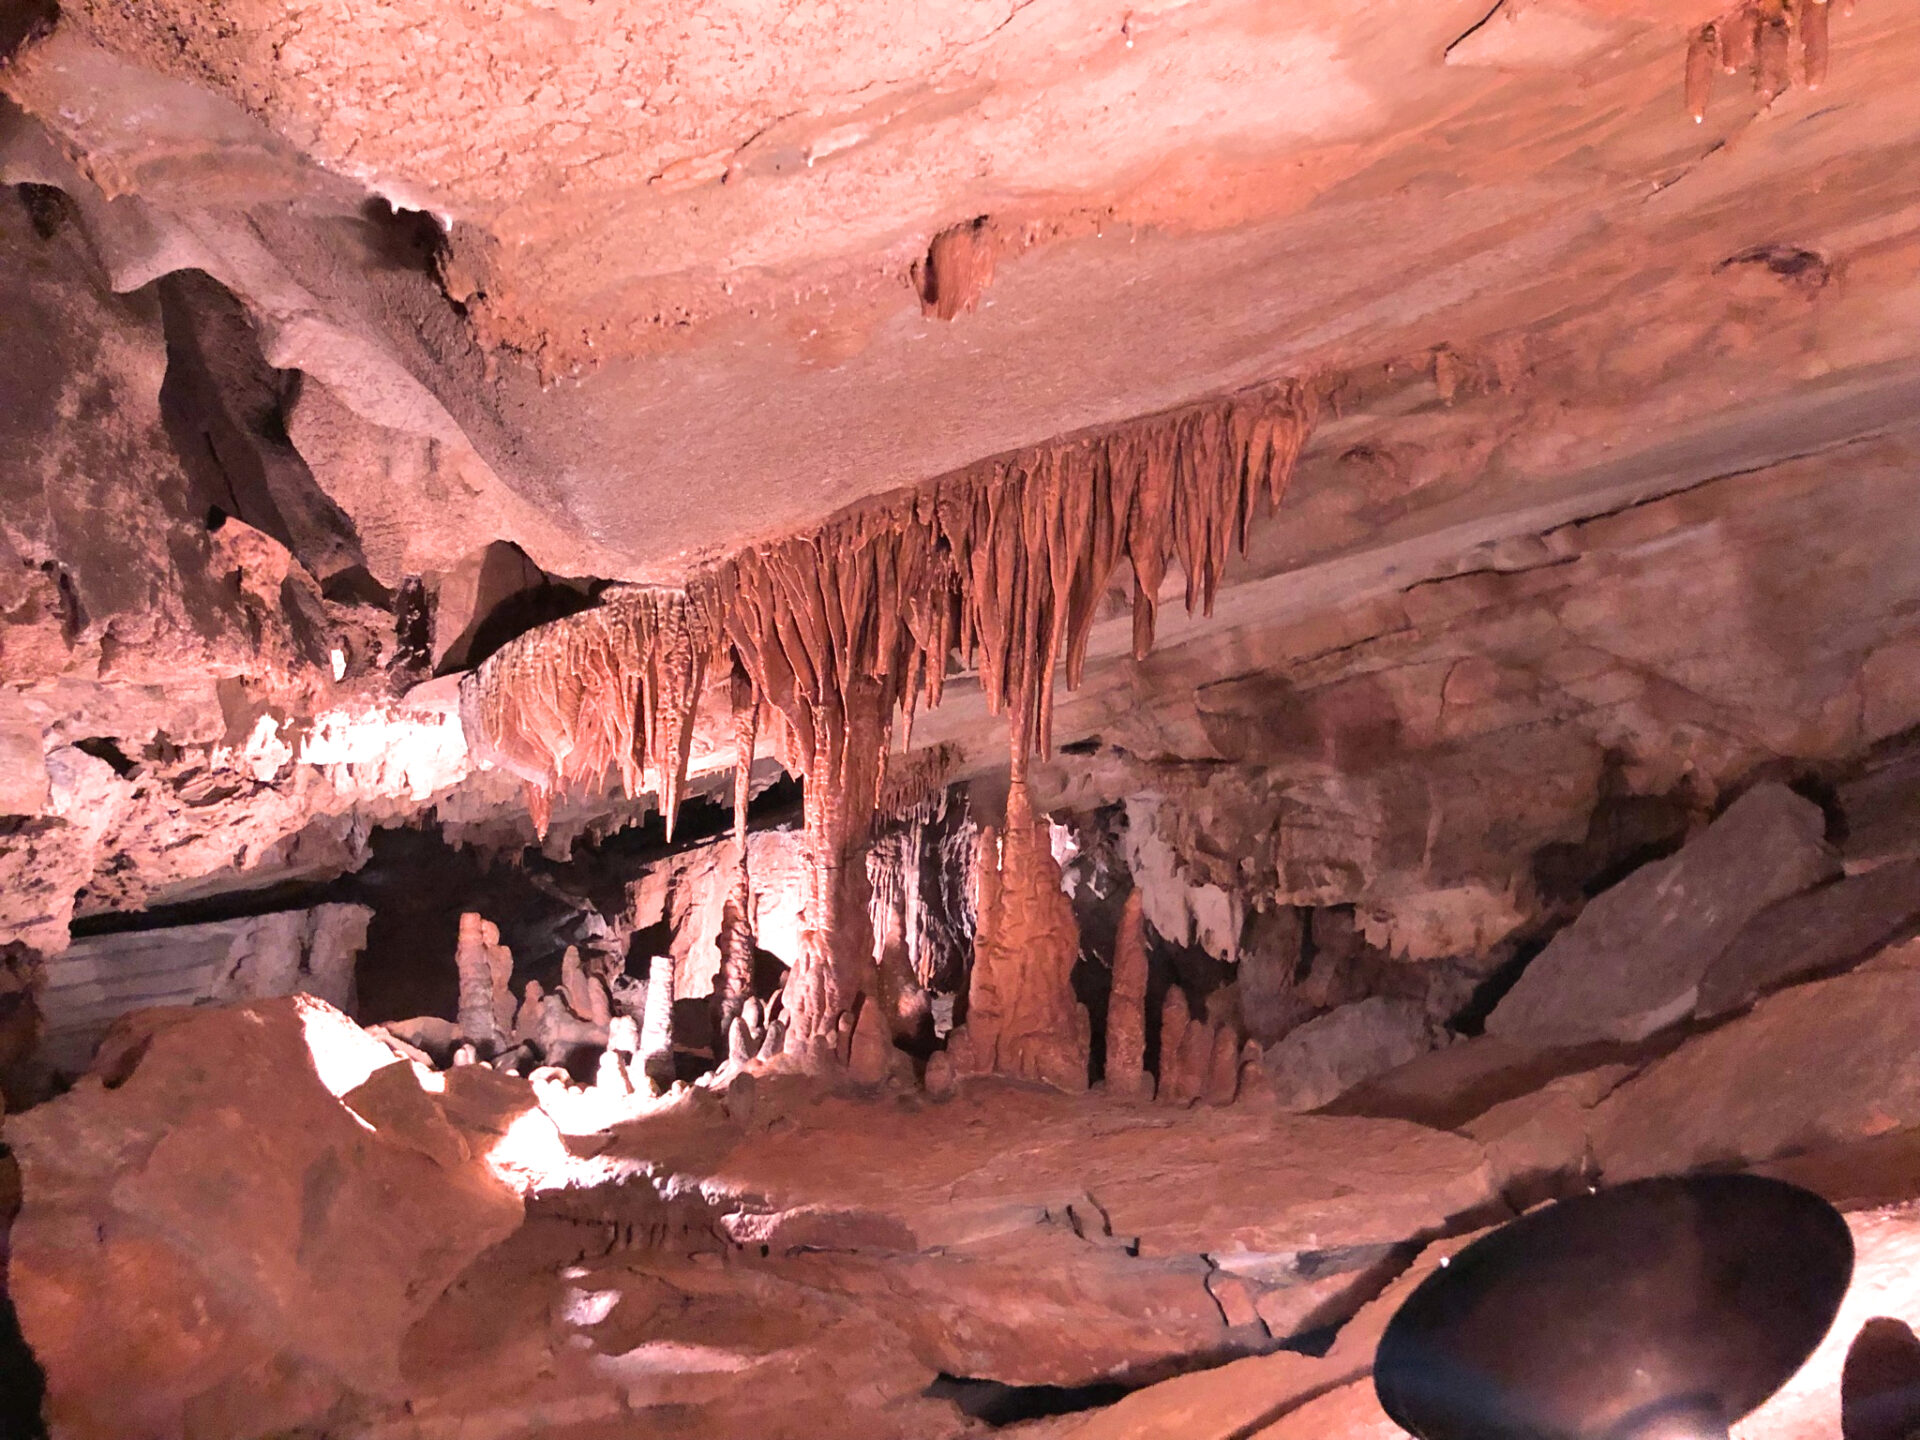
[925,1374,1128,1427]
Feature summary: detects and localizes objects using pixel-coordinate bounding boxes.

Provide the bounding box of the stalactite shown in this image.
[462,586,718,841]
[460,379,1320,1045]
[1106,890,1151,1100]
[1802,0,1830,87]
[1691,0,1843,120]
[1686,24,1718,122]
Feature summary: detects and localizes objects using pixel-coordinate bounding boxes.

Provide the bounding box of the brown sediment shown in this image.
[461,378,1318,1042]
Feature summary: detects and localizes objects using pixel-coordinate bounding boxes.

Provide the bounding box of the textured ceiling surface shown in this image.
[9,0,1920,577]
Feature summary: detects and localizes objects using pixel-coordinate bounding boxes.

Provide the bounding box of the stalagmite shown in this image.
[608,1014,639,1059]
[1105,891,1152,1100]
[848,994,892,1084]
[961,780,1092,1092]
[461,381,1319,1049]
[638,954,676,1093]
[924,1048,957,1098]
[595,1047,633,1096]
[727,1014,756,1067]
[1158,987,1194,1105]
[717,668,758,1037]
[1204,1022,1242,1106]
[559,946,596,1021]
[455,913,514,1050]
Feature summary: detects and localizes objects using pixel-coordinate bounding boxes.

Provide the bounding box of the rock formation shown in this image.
[454,912,516,1052]
[1487,783,1839,1045]
[637,954,676,1094]
[1105,890,1152,1100]
[950,779,1091,1092]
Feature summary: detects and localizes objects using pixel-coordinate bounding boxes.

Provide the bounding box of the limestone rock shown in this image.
[1261,996,1441,1113]
[1593,958,1920,1182]
[5,996,524,1440]
[38,902,371,1075]
[1695,858,1920,1018]
[1488,782,1839,1045]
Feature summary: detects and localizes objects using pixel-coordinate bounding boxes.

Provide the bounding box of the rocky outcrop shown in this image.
[4,996,527,1439]
[1592,943,1920,1183]
[1694,859,1920,1018]
[1261,996,1442,1113]
[1487,782,1838,1045]
[39,902,371,1074]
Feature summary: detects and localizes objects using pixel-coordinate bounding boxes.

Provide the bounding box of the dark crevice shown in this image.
[926,1374,1128,1426]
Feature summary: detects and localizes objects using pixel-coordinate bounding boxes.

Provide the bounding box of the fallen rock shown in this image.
[1593,956,1920,1183]
[1061,1229,1478,1440]
[4,995,525,1439]
[1487,782,1838,1045]
[1261,996,1441,1113]
[1463,1064,1635,1200]
[1695,859,1920,1018]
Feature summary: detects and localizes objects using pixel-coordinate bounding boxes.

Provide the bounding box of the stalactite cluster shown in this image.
[460,378,1319,1050]
[1686,0,1841,123]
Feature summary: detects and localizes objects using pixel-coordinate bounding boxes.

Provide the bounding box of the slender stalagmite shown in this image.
[455,913,513,1051]
[1106,891,1152,1100]
[639,955,676,1093]
[716,667,758,1037]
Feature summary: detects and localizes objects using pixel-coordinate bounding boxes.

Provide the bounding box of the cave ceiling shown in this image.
[8,0,1920,579]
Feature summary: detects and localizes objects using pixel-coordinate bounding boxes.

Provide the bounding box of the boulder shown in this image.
[4,995,525,1440]
[1487,782,1838,1045]
[1261,996,1441,1112]
[1695,858,1920,1018]
[1593,952,1920,1183]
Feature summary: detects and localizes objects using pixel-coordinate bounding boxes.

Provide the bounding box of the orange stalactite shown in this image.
[459,377,1319,1042]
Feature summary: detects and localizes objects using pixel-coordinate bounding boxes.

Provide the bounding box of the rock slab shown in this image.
[1488,782,1838,1045]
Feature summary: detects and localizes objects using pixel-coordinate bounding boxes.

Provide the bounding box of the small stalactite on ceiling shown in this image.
[1687,0,1842,124]
[458,377,1320,1055]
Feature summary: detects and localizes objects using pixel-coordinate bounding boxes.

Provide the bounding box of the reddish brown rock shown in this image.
[5,996,524,1439]
[1593,956,1920,1183]
[1489,782,1839,1045]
